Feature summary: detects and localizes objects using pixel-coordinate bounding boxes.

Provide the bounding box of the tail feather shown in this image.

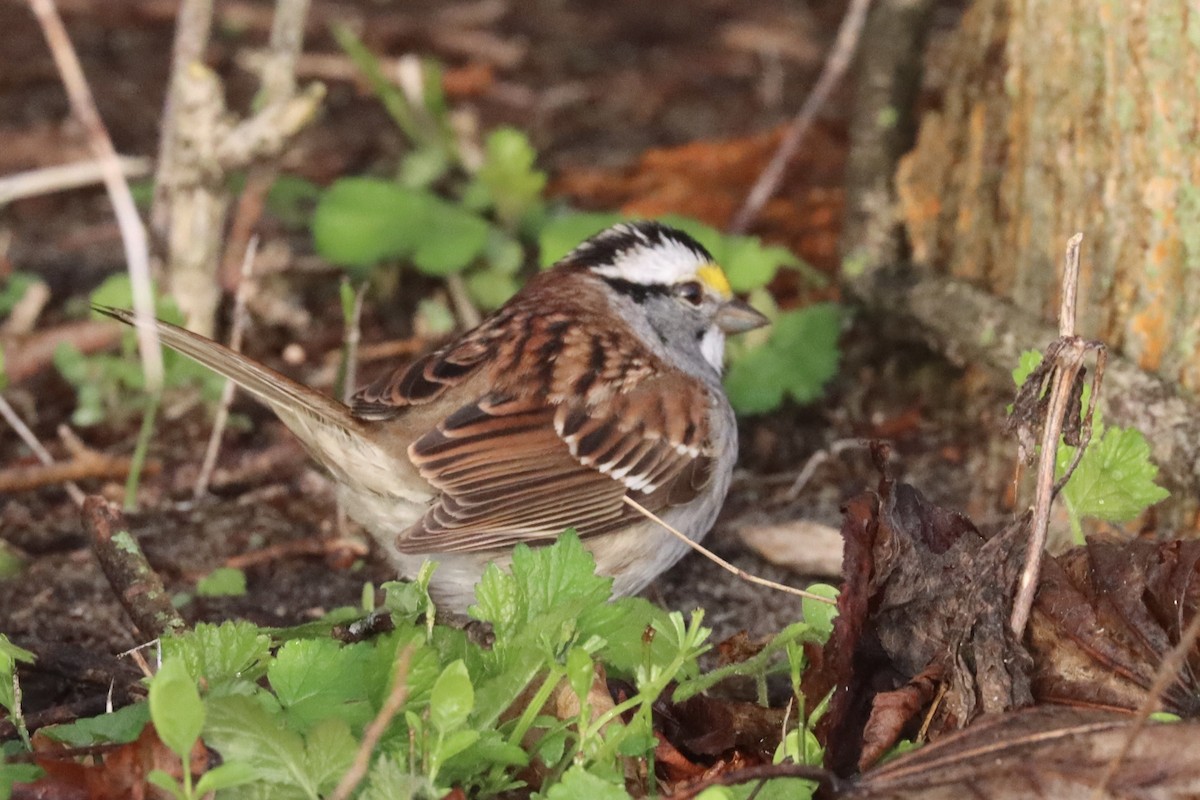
[95,305,360,440]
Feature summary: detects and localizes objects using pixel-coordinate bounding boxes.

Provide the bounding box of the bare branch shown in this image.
[26,0,163,390]
[0,157,151,204]
[729,0,873,233]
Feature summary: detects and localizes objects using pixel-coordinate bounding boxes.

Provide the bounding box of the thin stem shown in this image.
[0,394,85,506]
[27,0,163,390]
[622,496,835,604]
[124,392,161,510]
[194,237,259,500]
[729,0,873,233]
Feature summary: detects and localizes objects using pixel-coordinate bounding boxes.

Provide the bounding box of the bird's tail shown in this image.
[96,305,364,452]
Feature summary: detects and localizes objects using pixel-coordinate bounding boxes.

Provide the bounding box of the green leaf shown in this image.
[361,757,435,800]
[544,765,632,800]
[1058,424,1170,525]
[312,178,431,270]
[411,201,490,276]
[465,269,519,310]
[0,273,39,316]
[476,127,547,227]
[40,703,149,747]
[0,635,35,666]
[400,146,452,188]
[565,647,594,708]
[195,760,259,795]
[268,638,374,730]
[538,212,624,267]
[303,718,358,794]
[267,175,322,229]
[430,659,474,733]
[1012,349,1044,386]
[161,621,272,691]
[204,693,316,795]
[149,658,204,759]
[0,541,23,578]
[0,634,34,717]
[770,305,842,403]
[723,345,788,416]
[801,584,840,639]
[437,727,480,763]
[147,769,185,800]
[196,567,248,597]
[0,762,45,793]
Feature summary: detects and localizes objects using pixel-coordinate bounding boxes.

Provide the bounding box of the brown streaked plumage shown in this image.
[99,221,768,611]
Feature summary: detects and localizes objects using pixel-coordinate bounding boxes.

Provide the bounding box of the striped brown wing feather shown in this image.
[398,376,716,554]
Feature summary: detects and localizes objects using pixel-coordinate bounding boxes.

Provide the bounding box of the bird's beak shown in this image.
[715,298,770,334]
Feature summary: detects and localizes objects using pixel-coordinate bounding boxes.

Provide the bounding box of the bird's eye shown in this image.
[676,281,704,306]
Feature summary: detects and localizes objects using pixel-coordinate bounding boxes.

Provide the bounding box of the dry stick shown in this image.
[623,496,836,605]
[0,157,152,204]
[329,643,415,800]
[1093,608,1200,799]
[84,496,186,638]
[0,452,154,494]
[728,0,873,233]
[27,0,163,391]
[0,395,85,506]
[193,237,260,500]
[1009,233,1086,636]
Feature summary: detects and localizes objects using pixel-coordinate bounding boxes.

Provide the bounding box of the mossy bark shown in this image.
[897,0,1200,391]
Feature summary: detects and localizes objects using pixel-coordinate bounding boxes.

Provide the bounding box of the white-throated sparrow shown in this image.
[101,221,768,611]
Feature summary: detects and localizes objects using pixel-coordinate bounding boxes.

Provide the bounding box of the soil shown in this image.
[0,0,994,721]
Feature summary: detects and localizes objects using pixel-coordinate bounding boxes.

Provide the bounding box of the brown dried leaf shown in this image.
[844,707,1200,799]
[811,453,1032,775]
[656,692,785,763]
[1030,538,1200,715]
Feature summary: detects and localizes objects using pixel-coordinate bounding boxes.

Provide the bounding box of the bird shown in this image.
[99,221,769,612]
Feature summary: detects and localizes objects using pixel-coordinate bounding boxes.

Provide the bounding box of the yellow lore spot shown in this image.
[696,264,732,298]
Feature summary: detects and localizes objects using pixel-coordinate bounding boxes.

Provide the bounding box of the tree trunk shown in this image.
[896,0,1200,391]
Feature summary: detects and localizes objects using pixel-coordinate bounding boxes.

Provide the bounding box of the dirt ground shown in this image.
[0,0,996,719]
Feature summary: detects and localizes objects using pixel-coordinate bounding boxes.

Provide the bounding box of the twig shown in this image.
[0,394,85,506]
[0,157,152,204]
[0,451,157,494]
[728,0,873,233]
[217,167,274,290]
[1093,607,1200,799]
[27,0,163,391]
[1009,233,1105,636]
[329,643,414,800]
[1,320,123,384]
[84,496,186,638]
[261,0,311,102]
[622,496,836,605]
[193,236,259,500]
[223,537,368,570]
[785,438,867,500]
[446,273,482,329]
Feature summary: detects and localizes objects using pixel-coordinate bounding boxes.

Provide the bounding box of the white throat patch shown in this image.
[699,325,726,372]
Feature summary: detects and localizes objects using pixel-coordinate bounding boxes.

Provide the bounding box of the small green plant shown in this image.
[1012,349,1169,541]
[54,275,225,427]
[195,567,248,598]
[29,536,834,798]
